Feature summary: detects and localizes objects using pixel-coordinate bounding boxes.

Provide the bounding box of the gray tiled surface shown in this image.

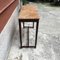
[8,3,60,60]
[37,3,60,34]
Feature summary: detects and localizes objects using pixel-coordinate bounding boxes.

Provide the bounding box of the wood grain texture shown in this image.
[0,0,18,32]
[19,4,39,19]
[0,0,15,14]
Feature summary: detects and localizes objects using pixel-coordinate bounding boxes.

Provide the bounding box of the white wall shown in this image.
[0,5,19,60]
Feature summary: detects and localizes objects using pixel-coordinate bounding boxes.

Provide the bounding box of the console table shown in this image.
[18,4,39,48]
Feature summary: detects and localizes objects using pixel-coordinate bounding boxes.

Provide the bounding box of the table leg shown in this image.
[35,20,39,48]
[19,21,22,48]
[27,27,29,46]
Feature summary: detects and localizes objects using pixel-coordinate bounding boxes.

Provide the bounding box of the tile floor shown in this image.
[8,3,60,60]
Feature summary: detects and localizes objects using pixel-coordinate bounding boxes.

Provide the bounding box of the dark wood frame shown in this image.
[19,19,39,48]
